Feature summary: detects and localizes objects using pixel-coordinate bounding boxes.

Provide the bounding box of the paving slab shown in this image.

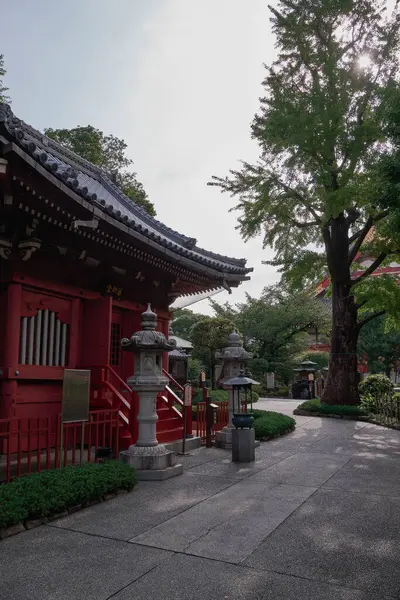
[52,471,234,540]
[184,483,316,563]
[352,428,400,459]
[322,453,400,497]
[245,487,400,597]
[186,450,293,480]
[131,480,278,551]
[112,552,391,600]
[300,436,367,456]
[0,525,171,600]
[247,452,350,487]
[177,446,228,469]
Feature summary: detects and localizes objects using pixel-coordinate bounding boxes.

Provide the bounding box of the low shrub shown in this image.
[297,398,321,413]
[277,386,289,397]
[252,409,295,440]
[0,461,137,529]
[359,374,394,400]
[297,398,367,417]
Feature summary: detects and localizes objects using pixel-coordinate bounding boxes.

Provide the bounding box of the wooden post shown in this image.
[204,385,213,448]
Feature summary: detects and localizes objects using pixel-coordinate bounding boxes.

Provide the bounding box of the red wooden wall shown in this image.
[0,274,172,423]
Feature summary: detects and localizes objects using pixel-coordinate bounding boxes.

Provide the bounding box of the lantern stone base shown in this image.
[232,428,256,463]
[215,427,233,449]
[215,427,260,450]
[120,444,183,480]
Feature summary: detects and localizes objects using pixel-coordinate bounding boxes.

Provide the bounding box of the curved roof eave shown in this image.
[0,104,252,280]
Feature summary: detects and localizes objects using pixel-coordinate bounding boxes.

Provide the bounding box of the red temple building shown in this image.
[0,105,251,453]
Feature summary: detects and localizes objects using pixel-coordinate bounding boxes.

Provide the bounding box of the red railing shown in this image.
[0,409,121,483]
[196,401,229,443]
[161,368,192,437]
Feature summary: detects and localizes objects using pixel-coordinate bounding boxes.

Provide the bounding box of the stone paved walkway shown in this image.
[2,399,400,599]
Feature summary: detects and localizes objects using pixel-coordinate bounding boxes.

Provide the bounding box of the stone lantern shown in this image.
[119,304,183,480]
[215,330,252,449]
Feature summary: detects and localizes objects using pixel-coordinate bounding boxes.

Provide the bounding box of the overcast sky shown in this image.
[2,0,279,314]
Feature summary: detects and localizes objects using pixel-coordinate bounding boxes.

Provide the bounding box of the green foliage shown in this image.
[298,398,367,417]
[0,461,136,529]
[210,1,400,286]
[44,125,155,216]
[191,317,235,388]
[298,351,329,370]
[187,357,202,383]
[359,373,395,399]
[211,284,329,386]
[252,409,295,440]
[358,315,400,374]
[0,54,10,104]
[171,309,207,341]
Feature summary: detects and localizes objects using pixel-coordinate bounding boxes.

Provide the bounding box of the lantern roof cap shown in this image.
[224,371,260,387]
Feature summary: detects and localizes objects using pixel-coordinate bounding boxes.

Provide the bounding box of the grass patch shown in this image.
[252,409,295,440]
[296,398,367,417]
[0,461,137,529]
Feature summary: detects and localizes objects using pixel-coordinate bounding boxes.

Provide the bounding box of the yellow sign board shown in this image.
[62,369,91,423]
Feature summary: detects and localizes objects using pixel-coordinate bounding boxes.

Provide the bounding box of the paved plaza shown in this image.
[2,399,400,599]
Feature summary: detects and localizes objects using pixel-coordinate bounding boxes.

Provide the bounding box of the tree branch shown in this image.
[348,216,373,264]
[346,209,361,226]
[291,219,320,229]
[351,253,388,287]
[357,310,386,331]
[270,174,322,223]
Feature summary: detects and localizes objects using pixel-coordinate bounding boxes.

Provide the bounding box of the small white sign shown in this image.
[184,383,192,407]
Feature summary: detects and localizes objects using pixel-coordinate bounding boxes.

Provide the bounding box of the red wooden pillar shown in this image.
[1,282,22,419]
[159,318,170,373]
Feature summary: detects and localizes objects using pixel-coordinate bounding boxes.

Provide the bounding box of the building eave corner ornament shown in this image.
[121,303,176,352]
[0,237,12,260]
[0,157,8,176]
[18,238,42,261]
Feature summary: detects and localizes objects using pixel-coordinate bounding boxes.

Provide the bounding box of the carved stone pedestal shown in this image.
[120,445,183,480]
[215,426,233,449]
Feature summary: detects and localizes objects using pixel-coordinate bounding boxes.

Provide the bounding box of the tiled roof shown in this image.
[0,104,252,278]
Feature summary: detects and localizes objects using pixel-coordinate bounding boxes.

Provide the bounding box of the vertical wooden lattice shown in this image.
[19,310,69,366]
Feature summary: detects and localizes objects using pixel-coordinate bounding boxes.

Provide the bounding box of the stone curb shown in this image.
[293,409,368,420]
[0,488,132,541]
[293,409,400,431]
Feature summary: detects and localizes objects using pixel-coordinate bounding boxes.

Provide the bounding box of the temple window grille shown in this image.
[110,323,121,366]
[19,310,69,366]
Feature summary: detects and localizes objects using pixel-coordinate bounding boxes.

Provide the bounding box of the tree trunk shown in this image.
[322,282,359,405]
[321,217,359,406]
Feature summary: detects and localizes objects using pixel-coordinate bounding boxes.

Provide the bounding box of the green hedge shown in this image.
[0,461,137,529]
[252,409,295,440]
[297,398,367,417]
[192,389,259,406]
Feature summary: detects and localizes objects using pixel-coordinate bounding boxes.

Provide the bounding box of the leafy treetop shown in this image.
[0,54,10,104]
[45,125,156,216]
[210,0,400,325]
